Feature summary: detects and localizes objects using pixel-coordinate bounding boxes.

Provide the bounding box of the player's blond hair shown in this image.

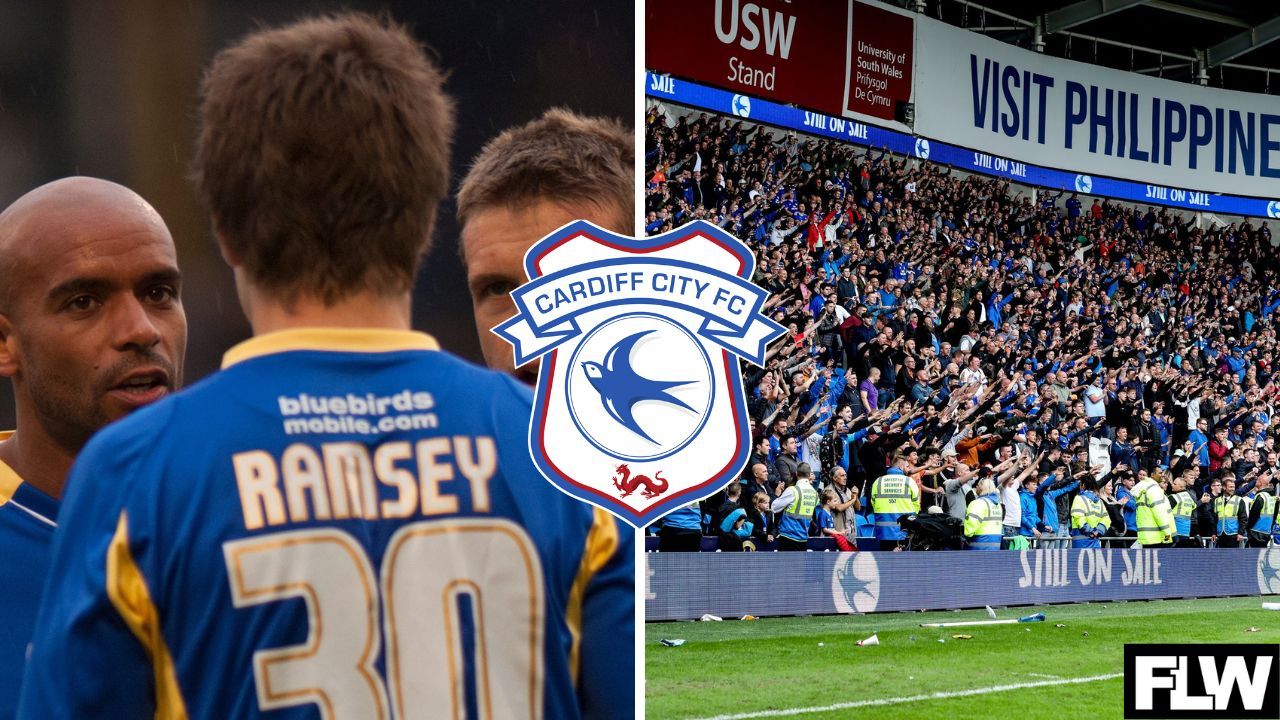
[193,13,455,305]
[456,108,633,238]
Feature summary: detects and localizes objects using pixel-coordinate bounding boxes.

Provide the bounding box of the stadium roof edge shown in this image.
[906,0,1280,94]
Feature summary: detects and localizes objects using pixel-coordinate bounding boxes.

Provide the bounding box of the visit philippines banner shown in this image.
[645,0,914,126]
[914,14,1280,200]
[646,548,1280,621]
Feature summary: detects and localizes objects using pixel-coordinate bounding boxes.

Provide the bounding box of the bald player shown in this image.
[0,177,186,718]
[458,108,633,384]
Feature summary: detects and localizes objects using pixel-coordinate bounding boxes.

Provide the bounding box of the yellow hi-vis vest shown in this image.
[871,472,920,517]
[964,496,1002,539]
[1252,493,1277,533]
[1133,479,1174,546]
[1070,494,1108,533]
[1171,491,1195,525]
[1215,495,1243,535]
[785,481,819,520]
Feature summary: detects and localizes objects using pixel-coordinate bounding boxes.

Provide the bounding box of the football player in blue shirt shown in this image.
[0,177,187,719]
[18,13,633,720]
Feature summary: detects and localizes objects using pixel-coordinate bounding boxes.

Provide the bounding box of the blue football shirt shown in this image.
[0,436,58,720]
[17,329,634,719]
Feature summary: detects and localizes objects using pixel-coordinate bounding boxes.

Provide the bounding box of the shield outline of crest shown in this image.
[494,220,783,527]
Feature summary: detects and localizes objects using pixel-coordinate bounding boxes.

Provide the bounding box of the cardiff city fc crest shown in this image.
[495,220,785,527]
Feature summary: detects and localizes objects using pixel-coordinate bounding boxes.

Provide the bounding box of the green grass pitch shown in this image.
[645,597,1280,719]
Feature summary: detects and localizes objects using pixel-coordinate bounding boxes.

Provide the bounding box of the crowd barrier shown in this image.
[645,547,1280,621]
[642,535,1228,551]
[645,535,840,552]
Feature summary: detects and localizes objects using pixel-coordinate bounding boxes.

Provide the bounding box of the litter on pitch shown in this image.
[920,613,1046,628]
[1263,602,1280,611]
[740,615,757,621]
[951,634,973,640]
[856,633,879,646]
[985,605,997,619]
[659,639,685,647]
[700,614,722,622]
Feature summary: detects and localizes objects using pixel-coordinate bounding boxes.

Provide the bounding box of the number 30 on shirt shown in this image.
[222,518,545,719]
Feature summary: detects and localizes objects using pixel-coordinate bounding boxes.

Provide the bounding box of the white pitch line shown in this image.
[686,673,1123,720]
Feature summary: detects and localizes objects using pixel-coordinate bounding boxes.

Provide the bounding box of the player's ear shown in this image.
[0,313,17,378]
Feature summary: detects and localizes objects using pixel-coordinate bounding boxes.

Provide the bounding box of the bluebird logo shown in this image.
[1257,548,1280,594]
[570,321,710,460]
[1075,174,1093,193]
[494,220,785,527]
[1267,200,1280,219]
[831,552,880,613]
[914,137,930,160]
[731,94,751,117]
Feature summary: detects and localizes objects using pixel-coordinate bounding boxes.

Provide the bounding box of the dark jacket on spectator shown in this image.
[774,453,800,486]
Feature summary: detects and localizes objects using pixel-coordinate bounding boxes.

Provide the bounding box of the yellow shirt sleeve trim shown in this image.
[106,511,190,720]
[565,507,619,685]
[222,327,440,369]
[0,431,20,506]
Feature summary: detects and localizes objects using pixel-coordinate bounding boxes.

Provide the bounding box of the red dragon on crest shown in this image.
[612,463,668,499]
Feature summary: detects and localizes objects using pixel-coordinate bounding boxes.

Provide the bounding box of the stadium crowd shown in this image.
[645,105,1280,552]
